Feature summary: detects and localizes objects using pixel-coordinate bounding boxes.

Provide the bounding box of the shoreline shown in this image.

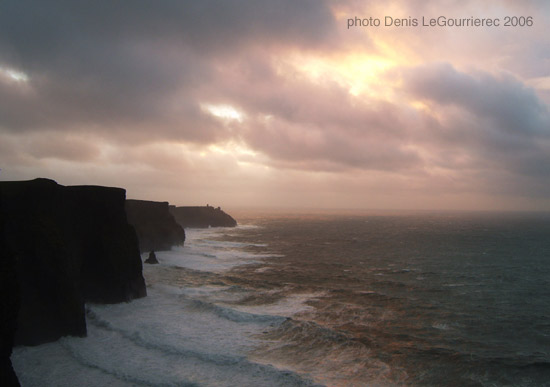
[12,227,319,387]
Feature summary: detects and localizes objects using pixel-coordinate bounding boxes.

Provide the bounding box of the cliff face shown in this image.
[66,186,146,304]
[0,207,21,386]
[0,178,146,348]
[169,206,237,228]
[125,200,186,252]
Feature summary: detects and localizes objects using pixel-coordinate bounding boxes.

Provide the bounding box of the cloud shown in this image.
[26,133,101,162]
[0,0,335,138]
[404,63,549,137]
[401,63,550,196]
[1,1,549,210]
[198,56,422,171]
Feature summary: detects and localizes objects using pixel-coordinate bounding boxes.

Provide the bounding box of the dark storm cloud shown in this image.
[405,63,549,137]
[0,0,334,59]
[0,0,335,137]
[402,63,550,188]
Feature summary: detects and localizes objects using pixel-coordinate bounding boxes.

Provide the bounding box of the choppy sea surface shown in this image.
[12,212,550,386]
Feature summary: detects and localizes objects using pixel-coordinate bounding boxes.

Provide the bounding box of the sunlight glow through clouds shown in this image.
[208,143,258,158]
[202,103,244,122]
[1,0,549,211]
[0,66,29,83]
[282,51,398,99]
[196,141,265,171]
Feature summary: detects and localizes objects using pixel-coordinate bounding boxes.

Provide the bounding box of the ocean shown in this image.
[12,212,550,386]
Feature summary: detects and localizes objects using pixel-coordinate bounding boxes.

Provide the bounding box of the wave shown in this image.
[86,308,250,366]
[61,339,200,387]
[13,282,319,387]
[251,319,407,386]
[184,298,287,325]
[74,312,318,387]
[517,361,550,370]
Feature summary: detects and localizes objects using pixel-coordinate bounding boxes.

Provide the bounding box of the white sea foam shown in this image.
[152,227,275,273]
[432,322,450,330]
[12,227,316,387]
[235,291,326,318]
[12,283,313,387]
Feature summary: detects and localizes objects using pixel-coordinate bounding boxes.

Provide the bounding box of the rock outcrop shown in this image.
[169,205,237,228]
[0,178,146,349]
[125,200,186,252]
[144,251,159,264]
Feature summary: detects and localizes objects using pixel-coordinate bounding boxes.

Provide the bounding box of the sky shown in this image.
[1,0,549,211]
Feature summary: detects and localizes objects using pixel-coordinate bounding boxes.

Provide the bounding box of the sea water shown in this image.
[12,212,550,386]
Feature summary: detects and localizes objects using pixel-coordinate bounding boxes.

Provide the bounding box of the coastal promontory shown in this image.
[170,205,237,228]
[125,199,186,252]
[0,178,147,348]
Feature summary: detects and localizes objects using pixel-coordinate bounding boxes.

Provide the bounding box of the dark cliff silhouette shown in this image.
[169,205,237,228]
[0,208,20,386]
[0,178,147,384]
[125,200,185,252]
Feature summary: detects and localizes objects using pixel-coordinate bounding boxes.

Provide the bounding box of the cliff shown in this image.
[169,205,237,228]
[0,207,20,386]
[0,178,146,349]
[125,200,186,252]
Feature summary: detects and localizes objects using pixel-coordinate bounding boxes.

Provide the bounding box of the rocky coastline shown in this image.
[125,199,186,252]
[0,178,238,385]
[170,205,237,228]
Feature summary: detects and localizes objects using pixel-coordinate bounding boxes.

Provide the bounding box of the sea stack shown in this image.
[145,251,159,264]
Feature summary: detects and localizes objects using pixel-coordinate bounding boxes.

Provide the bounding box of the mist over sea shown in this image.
[13,212,550,386]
